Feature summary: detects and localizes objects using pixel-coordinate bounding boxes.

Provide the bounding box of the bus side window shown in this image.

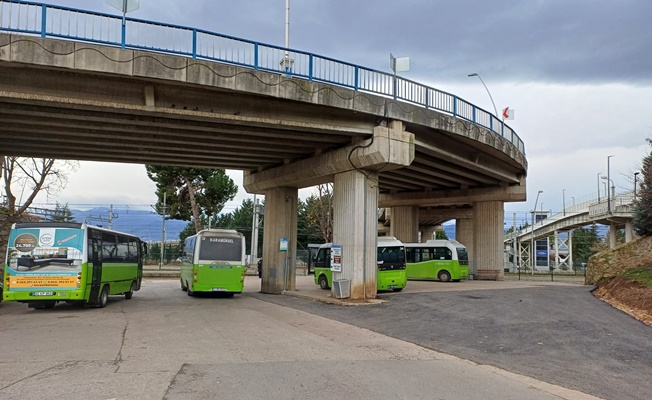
[421,249,431,261]
[406,248,416,263]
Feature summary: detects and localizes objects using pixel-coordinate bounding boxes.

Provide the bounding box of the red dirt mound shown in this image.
[593,277,652,326]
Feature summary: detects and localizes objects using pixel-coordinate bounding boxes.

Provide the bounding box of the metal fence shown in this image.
[0,0,525,155]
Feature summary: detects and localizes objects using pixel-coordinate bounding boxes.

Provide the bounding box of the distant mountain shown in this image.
[72,207,187,243]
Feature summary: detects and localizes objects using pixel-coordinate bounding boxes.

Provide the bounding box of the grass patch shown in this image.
[622,267,652,287]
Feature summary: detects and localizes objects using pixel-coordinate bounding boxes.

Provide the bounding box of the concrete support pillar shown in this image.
[261,187,298,294]
[554,230,560,271]
[625,221,634,243]
[390,206,418,243]
[568,229,573,271]
[456,218,474,276]
[419,225,438,242]
[473,201,504,280]
[333,170,379,300]
[609,223,617,249]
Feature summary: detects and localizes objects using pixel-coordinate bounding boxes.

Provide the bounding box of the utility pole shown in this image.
[161,192,166,270]
[152,193,168,270]
[85,205,117,228]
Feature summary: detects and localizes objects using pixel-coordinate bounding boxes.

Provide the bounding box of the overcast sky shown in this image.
[23,0,652,226]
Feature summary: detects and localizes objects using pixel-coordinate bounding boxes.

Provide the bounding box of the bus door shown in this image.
[88,235,103,303]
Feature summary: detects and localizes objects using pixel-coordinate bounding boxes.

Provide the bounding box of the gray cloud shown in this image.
[49,0,652,84]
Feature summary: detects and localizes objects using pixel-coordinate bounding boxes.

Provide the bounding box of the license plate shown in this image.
[32,291,54,296]
[212,288,226,292]
[388,285,397,289]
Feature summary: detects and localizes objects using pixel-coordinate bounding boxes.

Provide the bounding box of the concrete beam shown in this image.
[379,182,526,208]
[244,125,415,193]
[420,207,473,221]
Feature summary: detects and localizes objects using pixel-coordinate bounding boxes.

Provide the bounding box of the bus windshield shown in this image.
[377,246,405,270]
[198,236,242,262]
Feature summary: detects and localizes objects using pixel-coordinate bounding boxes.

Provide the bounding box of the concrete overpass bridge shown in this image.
[0,0,527,299]
[505,192,635,272]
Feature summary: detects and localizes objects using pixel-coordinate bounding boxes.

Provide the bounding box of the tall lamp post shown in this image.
[602,175,615,213]
[531,190,543,275]
[468,73,498,118]
[562,189,566,216]
[634,171,640,198]
[597,172,602,202]
[607,155,615,213]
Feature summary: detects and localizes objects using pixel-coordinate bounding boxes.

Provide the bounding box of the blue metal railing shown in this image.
[0,0,525,155]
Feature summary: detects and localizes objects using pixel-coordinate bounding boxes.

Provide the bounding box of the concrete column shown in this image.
[456,218,474,275]
[609,223,617,249]
[333,170,379,300]
[473,201,504,280]
[390,206,418,243]
[419,225,437,242]
[261,187,298,294]
[554,230,560,271]
[568,229,573,271]
[625,221,634,243]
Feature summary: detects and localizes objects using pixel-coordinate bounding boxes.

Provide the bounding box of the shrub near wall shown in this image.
[586,236,652,285]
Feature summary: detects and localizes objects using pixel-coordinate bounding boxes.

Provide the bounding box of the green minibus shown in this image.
[404,240,469,282]
[313,236,407,292]
[180,229,246,297]
[3,222,145,309]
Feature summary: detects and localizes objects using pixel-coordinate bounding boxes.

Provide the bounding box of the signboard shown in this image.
[106,0,140,13]
[502,107,514,120]
[330,245,342,272]
[389,53,410,73]
[279,238,288,251]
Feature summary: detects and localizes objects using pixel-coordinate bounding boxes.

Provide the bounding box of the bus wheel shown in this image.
[318,275,330,290]
[125,282,136,300]
[438,271,452,282]
[180,278,188,291]
[392,288,403,292]
[99,285,109,308]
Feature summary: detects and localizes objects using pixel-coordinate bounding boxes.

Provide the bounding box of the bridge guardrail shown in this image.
[0,0,525,156]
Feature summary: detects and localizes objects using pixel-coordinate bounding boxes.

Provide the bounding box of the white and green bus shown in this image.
[3,222,145,309]
[179,229,246,297]
[313,236,408,292]
[404,240,469,282]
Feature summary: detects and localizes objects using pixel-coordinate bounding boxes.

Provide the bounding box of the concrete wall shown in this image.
[586,235,652,285]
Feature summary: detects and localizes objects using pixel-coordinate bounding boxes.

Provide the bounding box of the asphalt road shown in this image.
[251,282,652,400]
[0,278,603,400]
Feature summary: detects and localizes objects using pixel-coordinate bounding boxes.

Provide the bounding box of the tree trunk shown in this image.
[184,176,203,233]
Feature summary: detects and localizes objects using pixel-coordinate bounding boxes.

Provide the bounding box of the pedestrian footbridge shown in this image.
[505,191,636,271]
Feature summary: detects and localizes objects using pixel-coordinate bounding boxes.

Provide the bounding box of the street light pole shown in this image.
[531,190,543,275]
[607,155,615,214]
[562,189,566,216]
[597,172,601,202]
[468,73,498,118]
[634,171,640,198]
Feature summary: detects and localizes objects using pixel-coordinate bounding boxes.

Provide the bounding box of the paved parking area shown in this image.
[255,276,652,400]
[0,277,602,400]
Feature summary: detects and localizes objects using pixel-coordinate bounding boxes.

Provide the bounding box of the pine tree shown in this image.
[633,139,652,237]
